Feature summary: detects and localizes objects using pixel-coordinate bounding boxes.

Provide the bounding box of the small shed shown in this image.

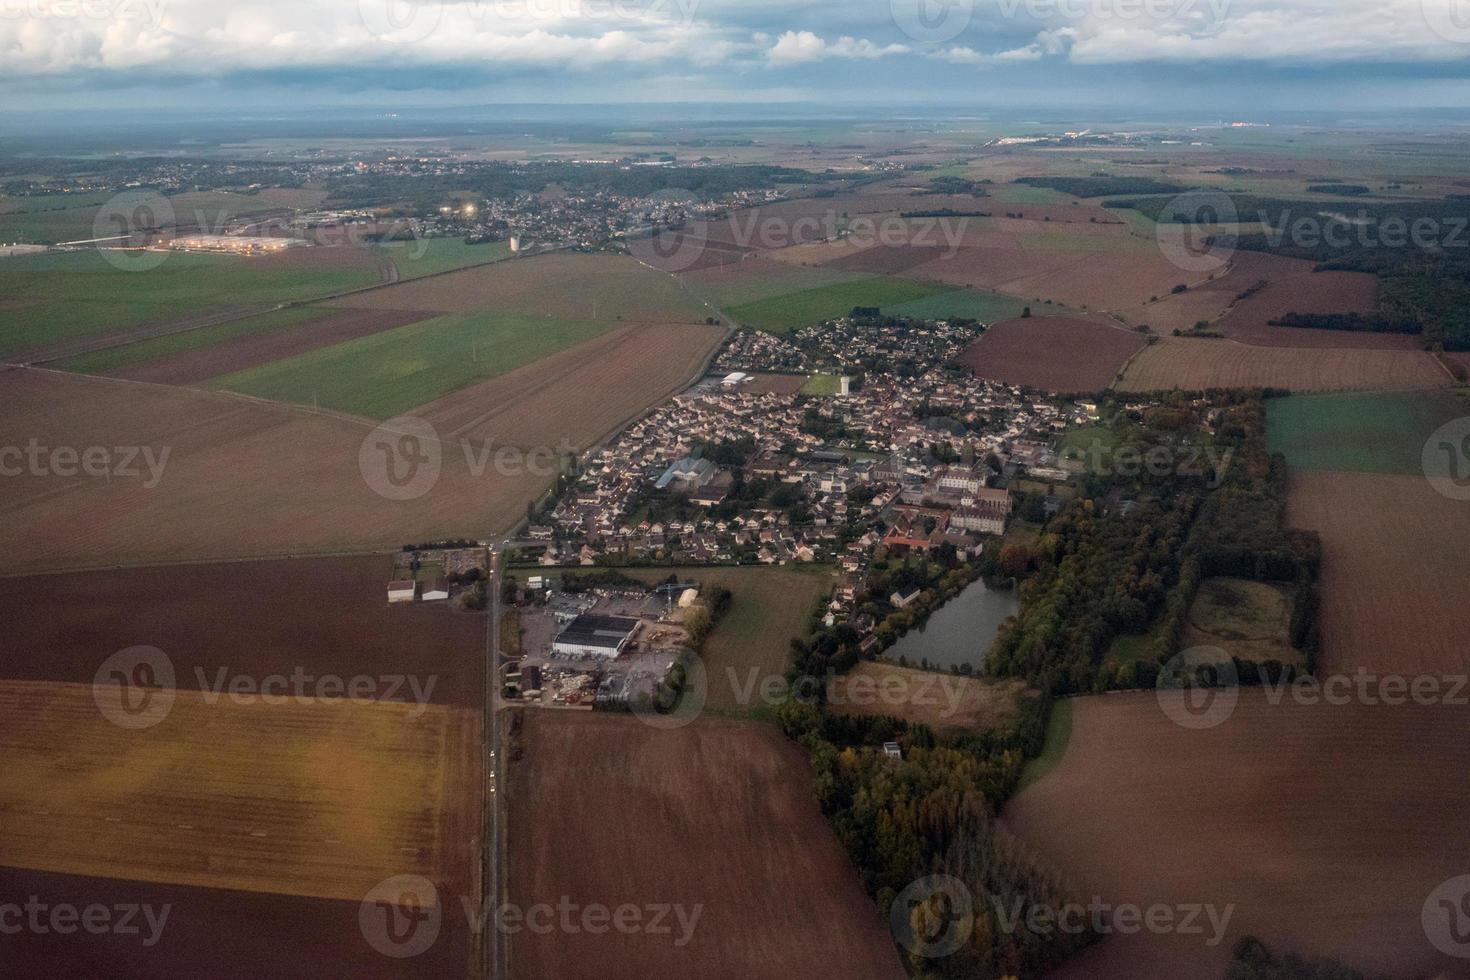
[387,580,417,604]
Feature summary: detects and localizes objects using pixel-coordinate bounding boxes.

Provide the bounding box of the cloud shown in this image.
[0,0,1469,85]
[765,30,909,65]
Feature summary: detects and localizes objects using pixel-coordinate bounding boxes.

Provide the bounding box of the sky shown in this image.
[3,0,1470,113]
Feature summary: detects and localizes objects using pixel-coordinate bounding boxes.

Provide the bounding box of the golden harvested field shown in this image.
[420,322,726,452]
[0,368,549,571]
[1288,470,1470,678]
[828,661,1030,736]
[0,679,478,902]
[1115,336,1447,392]
[1005,691,1470,980]
[508,710,904,980]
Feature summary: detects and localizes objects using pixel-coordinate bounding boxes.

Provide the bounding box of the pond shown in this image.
[883,578,1019,672]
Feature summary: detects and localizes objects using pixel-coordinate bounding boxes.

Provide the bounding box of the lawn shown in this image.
[207,311,613,419]
[801,374,843,396]
[726,276,957,334]
[0,250,380,358]
[1266,389,1470,475]
[377,237,510,280]
[886,287,1057,323]
[52,305,335,375]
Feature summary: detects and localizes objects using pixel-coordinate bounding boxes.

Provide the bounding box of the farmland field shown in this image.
[1118,252,1408,350]
[885,287,1058,323]
[679,255,870,308]
[72,308,436,386]
[207,312,615,419]
[726,276,955,334]
[1004,691,1470,979]
[0,249,383,360]
[329,251,714,323]
[959,315,1146,393]
[1287,469,1470,678]
[907,242,1189,311]
[0,552,483,979]
[507,710,905,979]
[620,564,830,710]
[0,187,327,244]
[0,554,486,705]
[827,661,1031,736]
[1,866,472,980]
[1116,336,1447,392]
[0,369,549,570]
[376,237,510,279]
[1266,388,1470,473]
[419,321,727,452]
[0,680,477,902]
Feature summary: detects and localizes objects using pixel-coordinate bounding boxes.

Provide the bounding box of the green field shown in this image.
[207,311,611,419]
[0,194,114,243]
[801,374,843,396]
[52,306,335,375]
[1266,389,1470,474]
[681,259,870,309]
[376,238,510,280]
[727,276,956,334]
[886,287,1059,323]
[0,250,380,358]
[988,183,1070,204]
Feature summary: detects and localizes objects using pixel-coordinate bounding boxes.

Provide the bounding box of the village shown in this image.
[521,314,1103,633]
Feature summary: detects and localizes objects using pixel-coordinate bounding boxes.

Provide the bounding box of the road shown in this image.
[483,542,508,980]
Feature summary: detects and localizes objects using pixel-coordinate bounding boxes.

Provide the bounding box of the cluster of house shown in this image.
[713,331,810,374]
[530,317,1099,574]
[787,315,982,374]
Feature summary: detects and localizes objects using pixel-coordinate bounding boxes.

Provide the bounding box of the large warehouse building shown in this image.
[552,614,642,659]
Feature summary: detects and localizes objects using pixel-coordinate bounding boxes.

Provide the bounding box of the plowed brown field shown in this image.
[507,710,905,980]
[960,316,1146,393]
[1005,691,1470,980]
[1287,469,1470,677]
[0,369,548,571]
